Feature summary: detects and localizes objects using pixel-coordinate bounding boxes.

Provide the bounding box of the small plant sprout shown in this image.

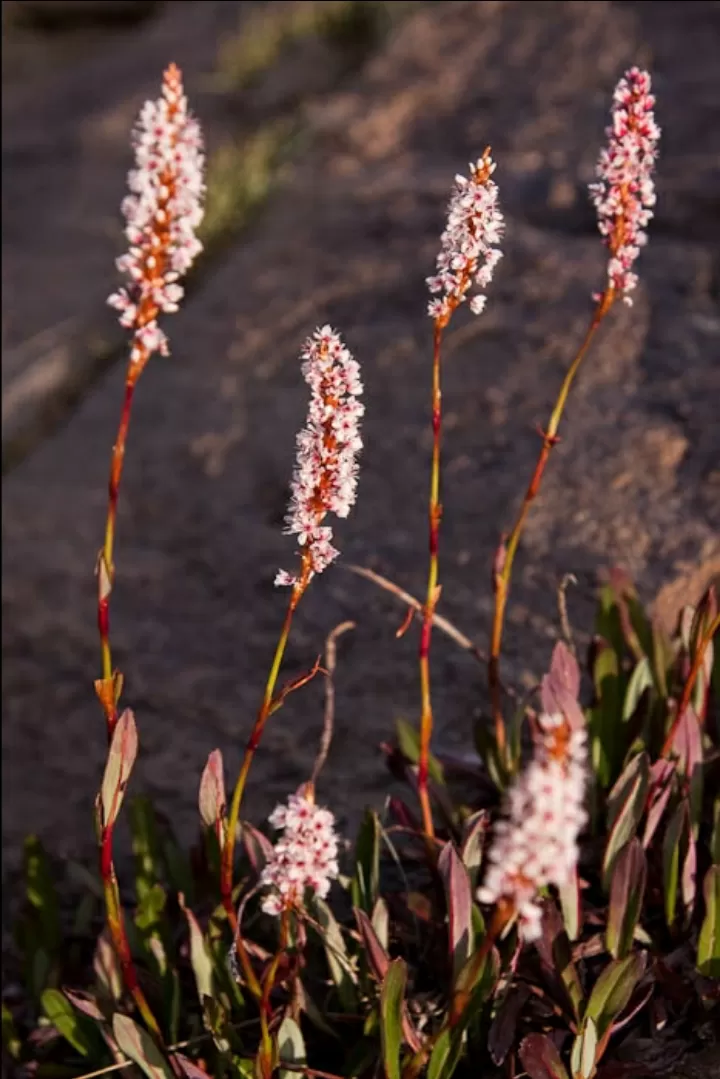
[221,327,361,939]
[477,711,588,941]
[419,150,504,839]
[589,67,660,304]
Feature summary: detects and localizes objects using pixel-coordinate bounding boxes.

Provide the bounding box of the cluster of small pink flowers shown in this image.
[107,63,205,362]
[477,712,588,942]
[589,67,660,304]
[276,326,363,588]
[427,149,504,324]
[260,790,340,916]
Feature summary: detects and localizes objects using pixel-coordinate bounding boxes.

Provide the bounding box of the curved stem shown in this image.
[662,611,720,757]
[97,368,140,735]
[488,289,615,756]
[418,321,444,839]
[221,577,307,993]
[95,350,161,1040]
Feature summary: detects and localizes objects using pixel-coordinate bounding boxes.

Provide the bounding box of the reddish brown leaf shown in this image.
[519,1033,570,1079]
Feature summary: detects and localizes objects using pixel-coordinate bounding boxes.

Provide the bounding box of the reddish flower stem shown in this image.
[94,348,162,1039]
[661,611,720,757]
[221,566,311,998]
[488,288,615,757]
[418,321,444,840]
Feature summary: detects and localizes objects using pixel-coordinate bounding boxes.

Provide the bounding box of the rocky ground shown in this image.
[3,0,719,900]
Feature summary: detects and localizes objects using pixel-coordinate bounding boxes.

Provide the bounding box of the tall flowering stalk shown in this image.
[95,63,204,1038]
[488,68,659,762]
[221,327,362,944]
[99,62,205,733]
[419,150,503,837]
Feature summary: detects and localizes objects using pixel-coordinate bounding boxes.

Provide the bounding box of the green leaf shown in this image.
[623,658,653,722]
[585,954,645,1040]
[602,753,650,890]
[570,1016,598,1079]
[129,796,165,903]
[607,839,646,959]
[697,865,720,977]
[380,958,407,1079]
[427,1027,465,1079]
[312,897,358,1011]
[23,835,61,956]
[663,800,690,928]
[711,800,720,865]
[590,643,623,788]
[101,709,138,828]
[112,1014,173,1079]
[351,809,380,914]
[278,1016,307,1079]
[136,883,167,933]
[651,617,674,699]
[179,895,213,1003]
[520,1033,571,1079]
[41,989,96,1057]
[396,717,445,786]
[2,1003,22,1060]
[460,811,488,892]
[438,842,474,983]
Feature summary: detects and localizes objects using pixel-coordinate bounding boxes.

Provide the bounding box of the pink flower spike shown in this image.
[277,326,363,587]
[427,148,504,326]
[260,790,340,915]
[477,711,588,942]
[108,63,205,364]
[589,67,660,305]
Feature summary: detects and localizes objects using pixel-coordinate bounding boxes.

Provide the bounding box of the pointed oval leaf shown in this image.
[438,842,474,983]
[642,759,676,848]
[607,839,647,959]
[101,709,138,828]
[380,958,407,1079]
[351,809,380,914]
[198,750,226,843]
[623,658,653,722]
[313,897,358,1011]
[112,1014,173,1079]
[240,821,274,874]
[179,894,213,1003]
[372,897,390,951]
[542,642,584,732]
[585,954,646,1040]
[520,1033,570,1079]
[355,907,389,982]
[461,811,488,890]
[559,867,581,943]
[602,753,649,890]
[697,865,720,977]
[570,1016,598,1079]
[663,800,694,928]
[278,1016,307,1079]
[41,989,94,1057]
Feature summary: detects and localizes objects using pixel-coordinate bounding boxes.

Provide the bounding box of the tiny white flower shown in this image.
[589,68,660,301]
[477,713,588,942]
[260,790,340,916]
[427,149,504,324]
